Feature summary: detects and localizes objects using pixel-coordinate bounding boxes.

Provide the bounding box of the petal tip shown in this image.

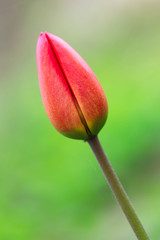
[39,32,44,37]
[39,32,50,39]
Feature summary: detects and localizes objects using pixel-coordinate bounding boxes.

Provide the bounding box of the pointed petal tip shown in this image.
[39,32,44,37]
[37,32,50,44]
[39,32,59,42]
[39,32,50,38]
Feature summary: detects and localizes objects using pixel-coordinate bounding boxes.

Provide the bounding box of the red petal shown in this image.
[36,33,87,138]
[45,33,108,133]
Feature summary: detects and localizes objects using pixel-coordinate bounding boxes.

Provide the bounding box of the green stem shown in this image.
[88,136,150,240]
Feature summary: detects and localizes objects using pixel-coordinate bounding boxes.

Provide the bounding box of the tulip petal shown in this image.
[37,33,88,139]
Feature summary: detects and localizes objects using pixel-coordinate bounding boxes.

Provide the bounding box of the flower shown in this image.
[36,32,108,140]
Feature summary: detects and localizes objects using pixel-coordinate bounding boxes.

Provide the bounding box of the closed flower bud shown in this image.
[36,32,108,140]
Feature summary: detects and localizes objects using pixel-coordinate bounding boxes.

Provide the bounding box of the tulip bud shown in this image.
[36,32,108,140]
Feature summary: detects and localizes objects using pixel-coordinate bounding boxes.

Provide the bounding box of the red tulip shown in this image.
[36,32,108,140]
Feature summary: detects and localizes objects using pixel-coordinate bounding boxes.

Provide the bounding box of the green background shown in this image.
[0,0,160,239]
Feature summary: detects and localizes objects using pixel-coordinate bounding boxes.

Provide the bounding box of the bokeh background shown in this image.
[0,0,160,239]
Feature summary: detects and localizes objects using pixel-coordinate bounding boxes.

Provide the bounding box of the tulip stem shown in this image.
[88,136,150,240]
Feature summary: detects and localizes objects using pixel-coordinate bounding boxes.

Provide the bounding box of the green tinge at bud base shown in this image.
[36,32,108,140]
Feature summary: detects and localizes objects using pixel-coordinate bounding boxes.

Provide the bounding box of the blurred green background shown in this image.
[0,0,160,239]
